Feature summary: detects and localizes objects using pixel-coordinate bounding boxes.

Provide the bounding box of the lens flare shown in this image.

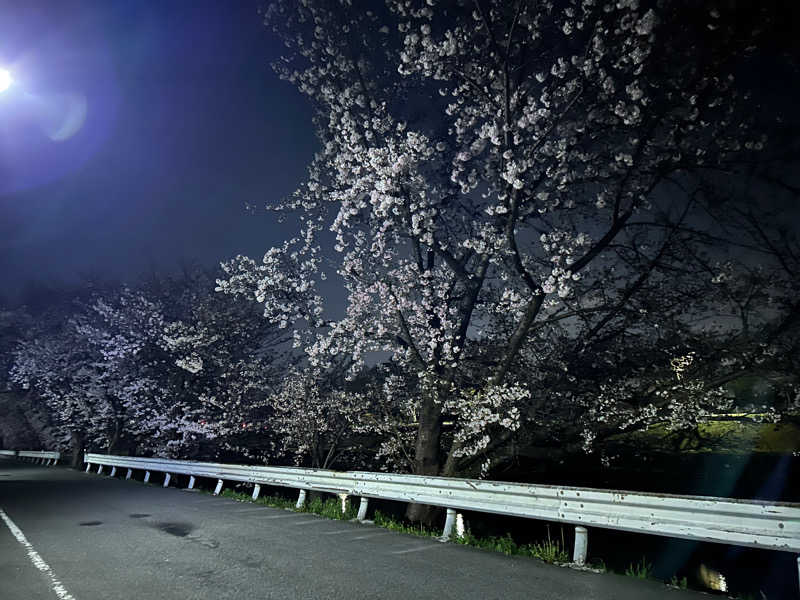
[0,69,12,93]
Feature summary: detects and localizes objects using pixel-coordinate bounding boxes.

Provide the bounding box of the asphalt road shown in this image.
[0,461,708,600]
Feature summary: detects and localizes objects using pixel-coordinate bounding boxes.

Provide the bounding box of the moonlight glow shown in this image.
[0,69,12,93]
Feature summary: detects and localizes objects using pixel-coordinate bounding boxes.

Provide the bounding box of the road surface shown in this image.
[0,461,706,600]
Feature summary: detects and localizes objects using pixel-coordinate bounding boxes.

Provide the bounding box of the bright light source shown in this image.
[0,69,12,93]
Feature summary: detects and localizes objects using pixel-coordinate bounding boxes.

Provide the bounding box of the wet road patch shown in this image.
[155,522,193,537]
[79,521,103,526]
[129,513,150,519]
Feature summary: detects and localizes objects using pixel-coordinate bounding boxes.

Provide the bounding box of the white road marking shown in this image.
[0,508,77,600]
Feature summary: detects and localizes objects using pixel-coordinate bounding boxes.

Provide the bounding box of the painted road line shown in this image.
[0,508,77,600]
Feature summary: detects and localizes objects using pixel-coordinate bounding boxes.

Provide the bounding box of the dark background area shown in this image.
[0,0,317,303]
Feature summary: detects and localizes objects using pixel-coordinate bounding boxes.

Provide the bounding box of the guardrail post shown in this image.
[573,526,588,566]
[296,489,307,509]
[126,469,132,480]
[213,479,224,495]
[97,465,103,475]
[85,463,91,473]
[338,493,349,514]
[252,484,261,501]
[440,508,456,542]
[357,497,369,522]
[110,466,117,477]
[163,473,171,487]
[187,476,196,489]
[144,471,151,483]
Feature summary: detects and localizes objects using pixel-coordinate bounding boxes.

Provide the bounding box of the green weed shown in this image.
[456,531,569,563]
[625,557,654,579]
[524,538,570,563]
[373,510,439,537]
[300,496,358,520]
[669,575,688,589]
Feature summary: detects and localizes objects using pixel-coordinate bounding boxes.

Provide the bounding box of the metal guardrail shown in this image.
[85,454,358,496]
[85,451,800,582]
[0,450,60,465]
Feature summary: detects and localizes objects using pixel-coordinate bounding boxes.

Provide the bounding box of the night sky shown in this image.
[0,0,317,302]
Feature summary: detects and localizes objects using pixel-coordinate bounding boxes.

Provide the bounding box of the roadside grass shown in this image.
[625,557,654,579]
[669,575,688,589]
[456,531,570,564]
[373,510,439,537]
[210,486,571,565]
[218,488,357,519]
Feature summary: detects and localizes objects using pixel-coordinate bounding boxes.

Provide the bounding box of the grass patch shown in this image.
[301,496,358,520]
[373,510,439,537]
[669,575,688,589]
[210,486,569,567]
[457,531,569,564]
[219,488,298,510]
[625,557,654,579]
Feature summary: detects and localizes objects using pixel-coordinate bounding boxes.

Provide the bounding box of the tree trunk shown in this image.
[69,430,84,469]
[107,419,120,455]
[405,393,443,525]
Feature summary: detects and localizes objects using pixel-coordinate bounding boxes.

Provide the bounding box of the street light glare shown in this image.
[0,69,12,93]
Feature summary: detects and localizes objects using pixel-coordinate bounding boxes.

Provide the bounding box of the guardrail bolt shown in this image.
[296,489,307,509]
[573,526,588,566]
[252,484,261,501]
[213,479,224,495]
[440,508,456,542]
[144,471,151,483]
[357,497,369,522]
[163,473,171,487]
[187,476,196,489]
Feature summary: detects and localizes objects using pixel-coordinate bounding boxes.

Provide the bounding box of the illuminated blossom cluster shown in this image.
[214,1,795,485]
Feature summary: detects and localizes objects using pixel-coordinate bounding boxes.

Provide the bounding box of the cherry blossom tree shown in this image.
[10,307,119,458]
[217,0,797,523]
[159,271,292,460]
[9,273,295,461]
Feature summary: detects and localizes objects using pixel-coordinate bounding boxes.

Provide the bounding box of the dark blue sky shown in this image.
[0,0,317,301]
